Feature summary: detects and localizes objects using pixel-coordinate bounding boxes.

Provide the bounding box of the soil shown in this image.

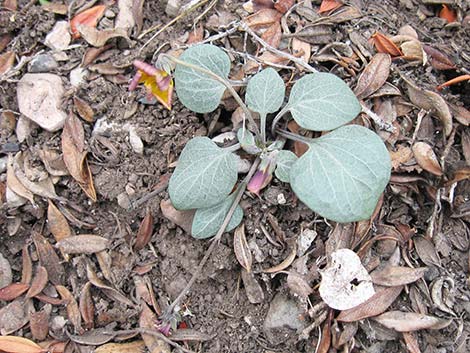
[1,0,470,352]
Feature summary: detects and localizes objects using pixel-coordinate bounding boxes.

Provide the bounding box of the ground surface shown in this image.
[0,0,470,352]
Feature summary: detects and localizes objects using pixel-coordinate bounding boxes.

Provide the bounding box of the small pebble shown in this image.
[277,193,286,205]
[28,54,58,73]
[104,9,116,18]
[117,192,131,209]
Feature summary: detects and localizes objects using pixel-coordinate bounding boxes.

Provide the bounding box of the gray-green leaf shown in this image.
[237,128,262,154]
[192,195,243,239]
[169,137,238,210]
[275,150,297,183]
[245,68,285,114]
[287,73,361,131]
[174,44,231,113]
[289,125,390,222]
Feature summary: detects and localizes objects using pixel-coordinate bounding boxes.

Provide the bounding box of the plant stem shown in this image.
[162,157,261,321]
[276,129,314,144]
[271,106,290,136]
[260,113,267,144]
[223,143,241,152]
[162,55,260,136]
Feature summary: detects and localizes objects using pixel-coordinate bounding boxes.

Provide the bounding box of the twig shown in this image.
[199,25,239,44]
[138,328,197,353]
[193,0,218,24]
[360,103,395,132]
[131,178,169,210]
[162,157,261,320]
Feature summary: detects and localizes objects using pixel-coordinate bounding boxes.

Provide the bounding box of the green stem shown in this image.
[260,113,267,144]
[276,129,314,144]
[271,105,290,137]
[162,55,260,136]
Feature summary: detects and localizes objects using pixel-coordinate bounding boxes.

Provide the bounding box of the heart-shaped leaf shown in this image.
[169,137,238,210]
[289,125,390,222]
[275,150,297,183]
[191,194,243,239]
[286,73,361,131]
[245,68,285,114]
[174,44,230,113]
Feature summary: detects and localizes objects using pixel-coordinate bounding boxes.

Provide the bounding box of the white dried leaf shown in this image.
[319,248,375,310]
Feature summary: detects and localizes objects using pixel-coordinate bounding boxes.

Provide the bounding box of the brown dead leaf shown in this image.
[73,96,95,122]
[21,245,32,284]
[354,53,391,99]
[95,341,146,353]
[78,25,129,48]
[39,149,68,177]
[403,332,421,353]
[160,199,194,233]
[286,271,313,298]
[263,245,296,273]
[139,302,171,353]
[0,33,12,52]
[241,269,265,304]
[47,200,72,260]
[412,142,443,176]
[400,40,426,63]
[79,282,95,330]
[414,237,441,267]
[25,266,48,299]
[187,25,204,44]
[373,311,451,332]
[168,329,214,342]
[317,313,332,353]
[404,78,452,136]
[244,50,290,73]
[34,293,67,306]
[0,283,29,301]
[390,145,413,170]
[292,38,311,71]
[261,21,282,48]
[70,5,107,39]
[244,9,282,29]
[439,4,457,23]
[41,2,68,14]
[371,266,427,286]
[0,51,15,75]
[449,104,470,126]
[0,300,29,335]
[437,74,470,91]
[0,336,42,353]
[423,45,456,70]
[0,252,12,289]
[31,231,64,285]
[370,32,403,57]
[82,44,114,67]
[29,305,50,341]
[57,235,109,254]
[134,210,154,251]
[234,223,252,273]
[318,0,343,14]
[56,285,82,332]
[337,285,403,322]
[7,155,35,206]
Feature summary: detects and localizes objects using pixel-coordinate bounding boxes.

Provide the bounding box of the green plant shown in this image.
[161,44,391,238]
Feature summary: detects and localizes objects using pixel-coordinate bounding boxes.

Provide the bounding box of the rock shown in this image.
[17,73,66,132]
[165,0,181,17]
[45,21,71,51]
[117,192,131,209]
[6,186,27,208]
[129,126,144,154]
[0,156,7,174]
[15,115,33,143]
[0,252,12,289]
[28,54,58,73]
[70,67,87,88]
[263,293,306,345]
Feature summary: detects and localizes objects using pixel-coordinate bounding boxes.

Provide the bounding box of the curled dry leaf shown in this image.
[437,74,470,91]
[261,22,282,48]
[403,332,421,353]
[57,235,109,254]
[244,9,282,29]
[32,232,64,285]
[319,249,375,310]
[87,265,135,307]
[370,266,427,286]
[423,45,456,70]
[241,269,265,304]
[234,223,252,272]
[412,142,443,176]
[25,266,48,298]
[449,104,470,126]
[73,96,95,122]
[82,44,114,67]
[47,200,71,261]
[67,328,116,345]
[0,283,29,301]
[7,155,35,206]
[263,245,296,273]
[0,51,15,75]
[139,302,171,353]
[78,25,129,48]
[79,282,95,330]
[160,199,194,233]
[56,285,82,332]
[134,210,154,251]
[354,53,391,99]
[0,336,42,353]
[337,285,403,322]
[400,40,426,63]
[29,305,50,341]
[21,245,32,284]
[439,4,457,23]
[287,271,313,298]
[404,78,452,136]
[370,32,403,57]
[373,311,451,332]
[70,5,106,39]
[95,341,146,353]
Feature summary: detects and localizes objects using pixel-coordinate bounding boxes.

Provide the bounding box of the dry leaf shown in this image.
[29,306,50,341]
[292,38,311,70]
[401,40,426,63]
[41,2,68,14]
[3,0,16,11]
[47,200,71,261]
[187,25,204,44]
[412,142,443,176]
[132,0,145,35]
[56,285,82,332]
[274,0,294,13]
[0,336,42,353]
[354,53,391,99]
[25,266,48,298]
[371,32,403,57]
[439,5,457,23]
[0,51,15,75]
[0,283,29,301]
[413,237,441,267]
[337,285,403,322]
[0,34,12,52]
[244,50,290,73]
[244,9,282,29]
[73,96,95,122]
[134,210,154,251]
[261,21,282,48]
[67,328,116,345]
[449,104,470,126]
[21,245,32,284]
[168,329,213,342]
[234,224,253,272]
[286,271,313,298]
[160,199,194,233]
[319,249,375,310]
[318,0,343,14]
[139,302,171,353]
[404,79,452,136]
[57,235,109,254]
[371,266,427,286]
[95,341,146,353]
[373,311,451,332]
[79,282,95,330]
[317,314,332,353]
[82,44,114,67]
[263,245,296,273]
[0,252,12,288]
[70,5,107,39]
[87,265,135,307]
[390,145,413,170]
[403,332,421,353]
[0,300,29,335]
[423,46,456,70]
[78,25,129,47]
[437,74,470,90]
[7,155,35,206]
[31,231,64,285]
[241,269,264,303]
